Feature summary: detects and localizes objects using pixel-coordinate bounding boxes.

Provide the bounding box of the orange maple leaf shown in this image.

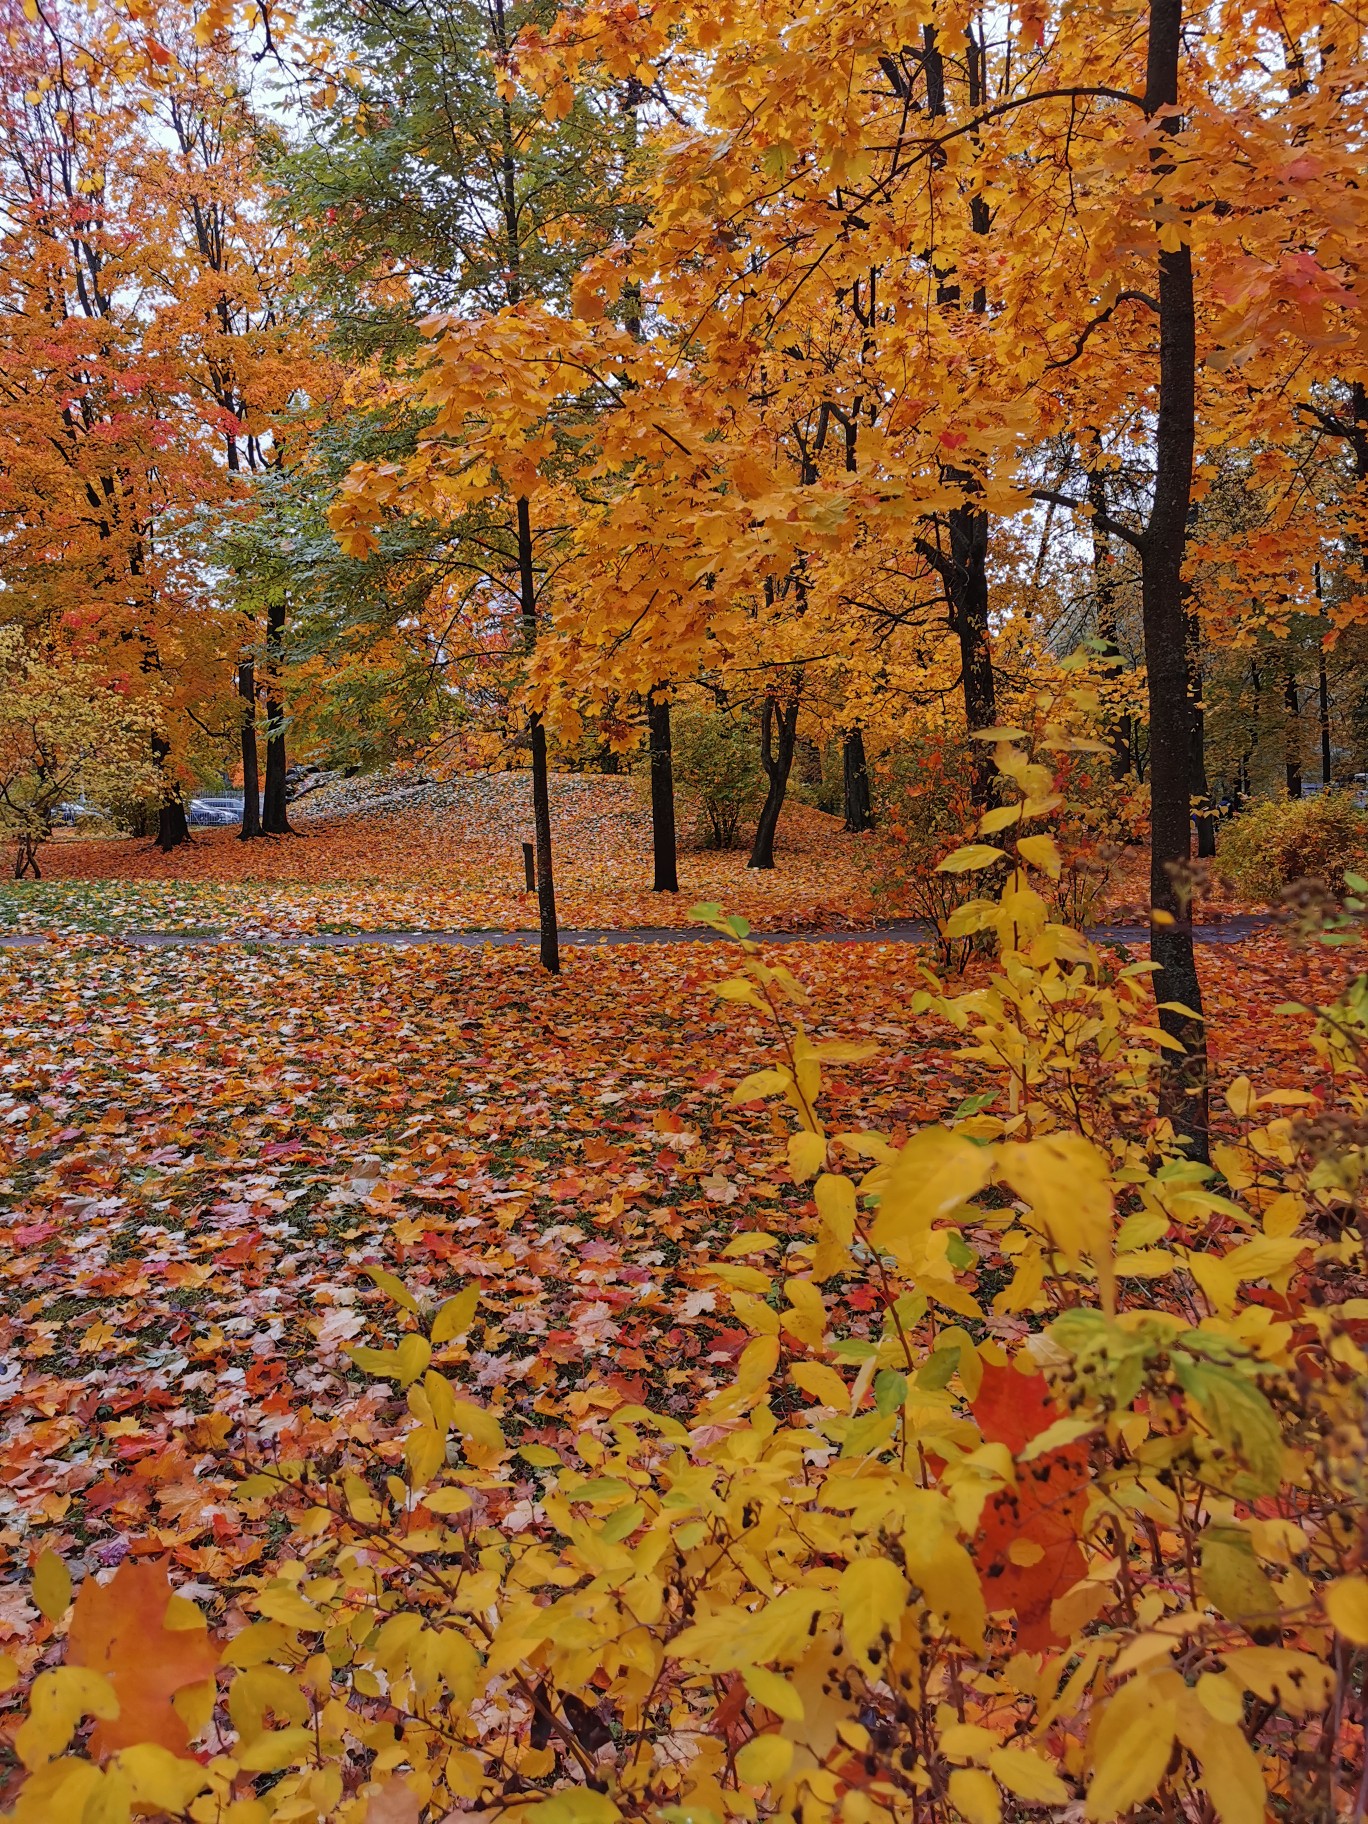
[971,1363,1089,1653]
[66,1556,219,1757]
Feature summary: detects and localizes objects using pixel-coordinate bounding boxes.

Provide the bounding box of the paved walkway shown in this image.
[0,916,1272,951]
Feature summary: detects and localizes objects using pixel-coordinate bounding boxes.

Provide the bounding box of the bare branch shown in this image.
[1030,487,1146,555]
[1043,292,1159,371]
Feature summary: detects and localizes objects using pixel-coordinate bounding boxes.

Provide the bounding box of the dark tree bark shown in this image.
[238,657,261,840]
[749,688,800,870]
[913,514,998,804]
[490,0,558,972]
[151,734,190,853]
[529,712,558,970]
[1140,0,1208,1158]
[919,25,997,808]
[1088,468,1132,782]
[843,728,874,832]
[949,504,998,796]
[1186,600,1215,857]
[647,693,679,892]
[517,496,559,972]
[1319,647,1332,786]
[1316,565,1333,786]
[156,799,190,851]
[260,598,292,835]
[1236,656,1261,809]
[1283,657,1303,799]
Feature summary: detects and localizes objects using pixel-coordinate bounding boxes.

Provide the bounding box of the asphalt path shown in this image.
[0,916,1273,950]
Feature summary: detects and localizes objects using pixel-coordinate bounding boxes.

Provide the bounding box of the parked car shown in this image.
[188,798,242,827]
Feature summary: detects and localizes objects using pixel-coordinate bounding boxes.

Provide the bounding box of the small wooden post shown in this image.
[522,841,536,892]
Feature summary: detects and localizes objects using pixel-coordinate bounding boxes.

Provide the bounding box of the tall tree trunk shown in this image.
[1186,595,1215,857]
[647,692,678,893]
[1237,655,1261,810]
[239,657,261,840]
[949,502,997,804]
[749,689,800,870]
[260,598,292,835]
[1316,563,1333,786]
[1141,0,1208,1158]
[491,0,557,971]
[1283,657,1303,799]
[156,798,190,851]
[1089,468,1132,781]
[1318,647,1332,786]
[517,496,559,972]
[922,25,997,807]
[151,734,190,853]
[1189,682,1214,854]
[529,713,558,969]
[843,728,874,832]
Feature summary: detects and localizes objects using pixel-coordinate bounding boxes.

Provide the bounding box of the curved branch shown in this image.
[868,84,1146,159]
[1043,291,1159,371]
[1030,487,1146,555]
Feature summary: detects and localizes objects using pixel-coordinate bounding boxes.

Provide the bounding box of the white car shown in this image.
[188,798,242,827]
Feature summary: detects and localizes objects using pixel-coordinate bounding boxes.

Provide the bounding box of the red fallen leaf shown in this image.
[709,1672,750,1745]
[215,1229,263,1268]
[845,1285,882,1312]
[66,1555,220,1757]
[974,1458,1090,1652]
[597,1371,646,1403]
[974,1359,1057,1456]
[82,1477,136,1518]
[703,1327,750,1361]
[971,1362,1089,1652]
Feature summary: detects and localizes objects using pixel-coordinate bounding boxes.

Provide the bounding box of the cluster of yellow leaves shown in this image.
[0,629,161,872]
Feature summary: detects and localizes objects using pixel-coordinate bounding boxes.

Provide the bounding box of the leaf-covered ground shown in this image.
[0,907,1351,1668]
[21,773,884,936]
[17,770,1264,940]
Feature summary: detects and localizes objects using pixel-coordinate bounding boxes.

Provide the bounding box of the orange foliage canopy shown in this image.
[331,0,1366,732]
[0,0,324,786]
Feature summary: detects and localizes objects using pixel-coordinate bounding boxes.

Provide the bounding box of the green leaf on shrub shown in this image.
[1175,1359,1283,1493]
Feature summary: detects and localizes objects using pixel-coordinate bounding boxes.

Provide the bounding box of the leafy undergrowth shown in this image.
[27,774,883,935]
[0,926,1350,1616]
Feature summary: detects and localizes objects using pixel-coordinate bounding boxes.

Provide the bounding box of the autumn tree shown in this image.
[130,17,327,839]
[301,0,653,962]
[0,0,312,848]
[0,629,158,877]
[0,0,202,848]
